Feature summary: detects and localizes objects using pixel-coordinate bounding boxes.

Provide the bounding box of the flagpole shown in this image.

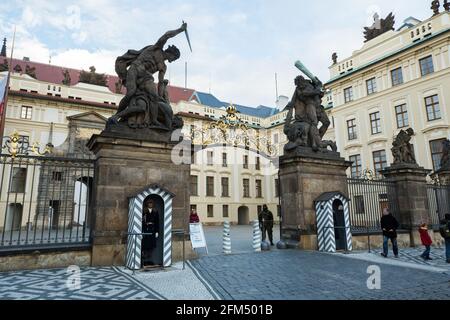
[0,26,16,139]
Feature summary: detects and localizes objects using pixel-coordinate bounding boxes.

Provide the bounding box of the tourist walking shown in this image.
[439,214,450,263]
[419,223,433,260]
[380,208,399,258]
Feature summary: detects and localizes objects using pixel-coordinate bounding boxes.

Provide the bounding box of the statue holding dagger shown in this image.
[108,22,192,132]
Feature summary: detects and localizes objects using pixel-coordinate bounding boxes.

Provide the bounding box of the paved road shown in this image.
[202,225,280,256]
[189,250,450,300]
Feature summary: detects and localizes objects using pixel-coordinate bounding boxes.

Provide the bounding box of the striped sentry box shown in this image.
[315,192,352,253]
[126,185,175,270]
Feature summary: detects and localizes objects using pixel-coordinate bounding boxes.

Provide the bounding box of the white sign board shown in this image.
[189,223,207,251]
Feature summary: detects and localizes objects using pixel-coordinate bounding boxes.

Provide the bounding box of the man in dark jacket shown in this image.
[259,205,274,246]
[380,208,400,258]
[439,214,450,263]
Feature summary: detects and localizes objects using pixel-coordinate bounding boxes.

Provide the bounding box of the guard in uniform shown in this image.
[142,200,160,266]
[258,205,274,246]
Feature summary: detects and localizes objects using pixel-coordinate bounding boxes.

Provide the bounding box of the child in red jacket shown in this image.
[419,223,433,260]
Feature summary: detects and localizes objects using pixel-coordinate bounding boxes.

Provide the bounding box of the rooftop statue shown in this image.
[107,22,189,132]
[363,12,395,42]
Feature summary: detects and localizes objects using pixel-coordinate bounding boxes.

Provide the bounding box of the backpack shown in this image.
[440,221,450,239]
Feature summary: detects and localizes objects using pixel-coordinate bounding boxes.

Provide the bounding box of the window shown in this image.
[425,95,441,121]
[373,150,387,174]
[273,133,279,144]
[191,175,198,196]
[52,171,62,182]
[430,139,446,171]
[20,106,32,120]
[243,179,250,198]
[419,55,434,76]
[207,205,214,218]
[207,151,214,166]
[255,157,260,170]
[222,153,227,167]
[256,179,262,198]
[370,112,382,135]
[391,67,404,86]
[395,104,409,128]
[275,179,280,198]
[354,195,365,214]
[221,177,229,197]
[344,87,353,103]
[222,205,229,218]
[347,119,357,140]
[243,155,249,169]
[366,78,377,95]
[10,168,27,193]
[349,154,362,178]
[206,176,214,197]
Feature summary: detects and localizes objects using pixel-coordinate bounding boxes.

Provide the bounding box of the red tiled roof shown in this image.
[1,57,195,104]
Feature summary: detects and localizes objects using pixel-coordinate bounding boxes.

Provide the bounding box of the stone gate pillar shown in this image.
[381,165,432,246]
[87,132,191,266]
[279,152,351,250]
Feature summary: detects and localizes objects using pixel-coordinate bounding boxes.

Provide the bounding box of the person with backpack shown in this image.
[439,214,450,263]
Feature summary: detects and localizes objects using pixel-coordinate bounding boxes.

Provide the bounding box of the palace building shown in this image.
[323,7,450,178]
[0,45,287,227]
[0,3,448,231]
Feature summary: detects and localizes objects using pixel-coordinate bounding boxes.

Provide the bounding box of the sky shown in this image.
[0,0,430,107]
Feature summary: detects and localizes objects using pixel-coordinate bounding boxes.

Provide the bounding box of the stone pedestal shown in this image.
[279,152,351,250]
[381,165,431,247]
[87,131,191,266]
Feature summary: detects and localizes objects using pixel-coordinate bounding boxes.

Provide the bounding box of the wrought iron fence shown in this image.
[347,177,400,234]
[0,154,94,252]
[427,184,450,229]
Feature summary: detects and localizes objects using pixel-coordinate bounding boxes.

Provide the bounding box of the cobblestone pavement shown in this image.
[202,225,280,256]
[188,250,450,300]
[0,263,215,300]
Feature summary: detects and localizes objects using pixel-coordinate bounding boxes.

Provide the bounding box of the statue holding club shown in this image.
[284,61,336,154]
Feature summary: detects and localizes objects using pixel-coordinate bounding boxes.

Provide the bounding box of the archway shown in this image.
[332,199,346,251]
[238,206,249,225]
[73,177,93,227]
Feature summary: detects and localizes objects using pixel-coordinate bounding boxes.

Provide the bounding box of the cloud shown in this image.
[0,0,435,107]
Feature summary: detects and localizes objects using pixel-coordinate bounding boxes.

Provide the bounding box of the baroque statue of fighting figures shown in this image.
[391,128,417,166]
[106,22,188,137]
[283,61,337,155]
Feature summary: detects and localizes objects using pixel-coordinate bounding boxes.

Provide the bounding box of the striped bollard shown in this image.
[223,221,231,254]
[252,220,262,252]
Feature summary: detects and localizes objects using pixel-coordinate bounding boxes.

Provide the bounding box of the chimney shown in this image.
[0,38,6,57]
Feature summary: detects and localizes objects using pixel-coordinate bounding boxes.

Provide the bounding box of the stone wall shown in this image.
[0,250,91,272]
